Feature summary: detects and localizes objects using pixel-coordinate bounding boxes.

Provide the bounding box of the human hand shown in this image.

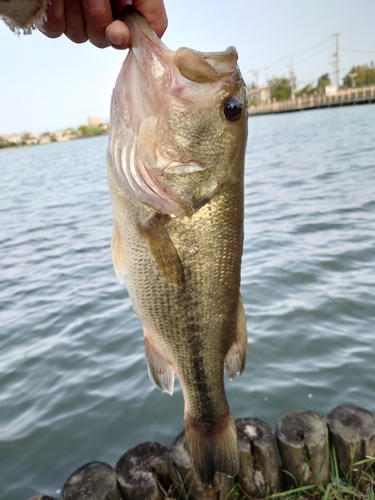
[37,0,167,49]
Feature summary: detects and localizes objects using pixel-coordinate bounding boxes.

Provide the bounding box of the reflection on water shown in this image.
[0,105,374,499]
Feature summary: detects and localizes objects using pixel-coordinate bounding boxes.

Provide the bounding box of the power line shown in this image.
[341,47,375,53]
[293,45,332,68]
[245,36,332,75]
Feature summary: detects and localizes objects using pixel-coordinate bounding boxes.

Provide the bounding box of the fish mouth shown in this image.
[174,46,238,84]
[123,6,239,85]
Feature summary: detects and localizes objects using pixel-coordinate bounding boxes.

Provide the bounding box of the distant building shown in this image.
[325,85,339,96]
[2,133,21,145]
[21,131,39,145]
[325,85,347,96]
[248,87,271,105]
[87,116,103,126]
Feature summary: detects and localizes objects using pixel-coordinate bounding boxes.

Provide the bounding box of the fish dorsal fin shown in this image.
[144,329,175,394]
[224,294,247,379]
[111,224,127,284]
[138,216,185,285]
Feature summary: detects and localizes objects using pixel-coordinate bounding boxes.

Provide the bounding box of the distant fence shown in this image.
[248,85,375,116]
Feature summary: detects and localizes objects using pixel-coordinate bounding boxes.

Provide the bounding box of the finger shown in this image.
[105,19,130,49]
[110,0,130,19]
[133,0,168,39]
[37,0,66,38]
[81,0,114,49]
[64,0,88,44]
[110,0,168,39]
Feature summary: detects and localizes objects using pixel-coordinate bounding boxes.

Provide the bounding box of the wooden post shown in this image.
[61,461,123,500]
[168,431,235,499]
[26,497,56,500]
[116,442,173,500]
[327,405,375,481]
[276,410,330,488]
[236,417,280,498]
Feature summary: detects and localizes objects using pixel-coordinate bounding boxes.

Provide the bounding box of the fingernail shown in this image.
[52,0,64,20]
[107,30,125,47]
[86,0,106,11]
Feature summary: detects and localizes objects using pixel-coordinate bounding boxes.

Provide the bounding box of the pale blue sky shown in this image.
[1,0,375,135]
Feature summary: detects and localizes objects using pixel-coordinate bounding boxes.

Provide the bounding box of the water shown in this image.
[1,105,374,499]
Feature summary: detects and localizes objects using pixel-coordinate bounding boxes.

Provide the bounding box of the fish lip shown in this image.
[123,6,161,48]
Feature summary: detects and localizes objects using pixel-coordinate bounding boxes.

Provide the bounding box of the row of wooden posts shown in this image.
[28,404,375,500]
[247,85,375,115]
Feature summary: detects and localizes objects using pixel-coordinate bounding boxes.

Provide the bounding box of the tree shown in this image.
[295,84,314,98]
[295,74,331,98]
[343,63,375,87]
[316,73,331,93]
[268,77,291,101]
[78,125,103,138]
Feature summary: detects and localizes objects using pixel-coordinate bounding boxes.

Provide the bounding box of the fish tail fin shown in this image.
[184,412,239,485]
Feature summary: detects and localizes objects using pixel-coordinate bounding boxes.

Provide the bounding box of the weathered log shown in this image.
[236,417,280,497]
[276,410,329,488]
[26,496,56,500]
[168,431,235,499]
[61,461,123,500]
[327,404,375,480]
[116,441,174,500]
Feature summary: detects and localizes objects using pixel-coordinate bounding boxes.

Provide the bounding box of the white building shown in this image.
[248,87,271,105]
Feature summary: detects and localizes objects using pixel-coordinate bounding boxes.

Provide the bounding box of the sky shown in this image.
[1,0,375,135]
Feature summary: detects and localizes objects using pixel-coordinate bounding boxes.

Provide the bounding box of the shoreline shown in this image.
[0,122,109,150]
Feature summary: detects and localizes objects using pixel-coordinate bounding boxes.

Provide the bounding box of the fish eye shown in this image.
[223,96,243,121]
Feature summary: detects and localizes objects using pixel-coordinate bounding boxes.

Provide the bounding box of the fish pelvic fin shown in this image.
[138,215,185,286]
[111,224,126,284]
[184,412,239,486]
[144,330,175,395]
[224,294,248,379]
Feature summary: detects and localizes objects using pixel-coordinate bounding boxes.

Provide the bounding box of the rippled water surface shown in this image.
[1,105,375,499]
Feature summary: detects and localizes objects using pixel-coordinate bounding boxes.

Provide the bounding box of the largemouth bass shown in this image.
[106,7,248,485]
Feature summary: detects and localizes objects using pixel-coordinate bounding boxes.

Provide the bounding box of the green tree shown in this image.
[268,77,291,101]
[78,125,102,138]
[316,73,331,93]
[295,74,331,97]
[295,83,314,98]
[343,63,375,87]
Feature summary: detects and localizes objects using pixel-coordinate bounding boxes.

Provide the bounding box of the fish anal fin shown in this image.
[111,225,126,284]
[139,216,185,286]
[185,411,239,485]
[144,330,174,395]
[224,294,247,379]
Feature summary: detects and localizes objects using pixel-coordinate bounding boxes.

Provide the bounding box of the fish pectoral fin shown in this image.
[138,216,185,286]
[224,294,248,379]
[111,224,126,284]
[144,331,175,395]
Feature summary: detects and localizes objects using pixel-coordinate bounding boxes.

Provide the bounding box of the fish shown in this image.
[106,7,248,485]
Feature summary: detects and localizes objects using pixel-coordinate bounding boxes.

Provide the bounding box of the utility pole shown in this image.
[348,72,357,88]
[331,33,340,87]
[289,57,296,99]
